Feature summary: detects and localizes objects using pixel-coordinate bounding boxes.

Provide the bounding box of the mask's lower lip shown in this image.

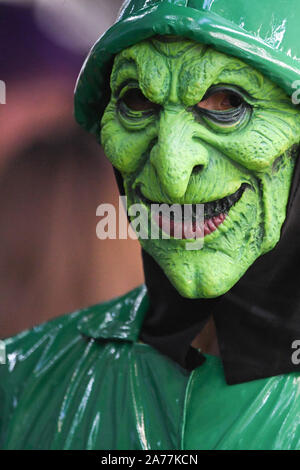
[135,183,250,239]
[156,212,227,239]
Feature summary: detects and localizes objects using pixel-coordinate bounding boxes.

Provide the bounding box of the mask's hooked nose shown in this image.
[150,107,209,200]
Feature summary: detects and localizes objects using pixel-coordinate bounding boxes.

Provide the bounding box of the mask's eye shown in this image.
[198,90,243,111]
[122,88,156,112]
[194,86,251,128]
[117,84,161,130]
[118,84,161,117]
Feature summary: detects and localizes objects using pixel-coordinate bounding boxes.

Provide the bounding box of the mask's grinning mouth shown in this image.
[135,183,250,238]
[203,183,249,219]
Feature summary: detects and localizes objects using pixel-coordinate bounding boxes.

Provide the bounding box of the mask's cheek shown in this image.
[196,110,300,172]
[101,106,157,173]
[259,151,297,253]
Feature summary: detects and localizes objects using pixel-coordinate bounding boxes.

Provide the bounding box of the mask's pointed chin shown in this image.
[142,248,239,299]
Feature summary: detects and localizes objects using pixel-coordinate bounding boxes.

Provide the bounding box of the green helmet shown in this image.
[74,0,300,139]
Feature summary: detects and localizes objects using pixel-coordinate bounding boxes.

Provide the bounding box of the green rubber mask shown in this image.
[101,37,300,298]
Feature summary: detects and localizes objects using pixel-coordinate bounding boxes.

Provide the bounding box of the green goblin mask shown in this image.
[101,37,300,299]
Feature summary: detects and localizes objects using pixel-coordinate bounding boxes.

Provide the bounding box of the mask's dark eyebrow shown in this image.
[115,79,139,98]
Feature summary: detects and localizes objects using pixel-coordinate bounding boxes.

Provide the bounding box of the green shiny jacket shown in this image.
[1,285,300,450]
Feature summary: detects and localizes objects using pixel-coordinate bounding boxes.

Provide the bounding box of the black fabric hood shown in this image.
[114,156,300,385]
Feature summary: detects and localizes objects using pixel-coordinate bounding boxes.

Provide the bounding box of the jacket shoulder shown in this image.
[0,285,148,447]
[3,284,147,357]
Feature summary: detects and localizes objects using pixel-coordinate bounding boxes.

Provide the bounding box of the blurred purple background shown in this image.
[0,0,143,337]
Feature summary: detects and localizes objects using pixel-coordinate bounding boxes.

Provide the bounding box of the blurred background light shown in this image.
[1,0,123,53]
[0,0,143,338]
[34,0,122,54]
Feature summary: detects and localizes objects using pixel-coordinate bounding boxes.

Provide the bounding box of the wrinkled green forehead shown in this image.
[110,37,284,105]
[75,0,300,138]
